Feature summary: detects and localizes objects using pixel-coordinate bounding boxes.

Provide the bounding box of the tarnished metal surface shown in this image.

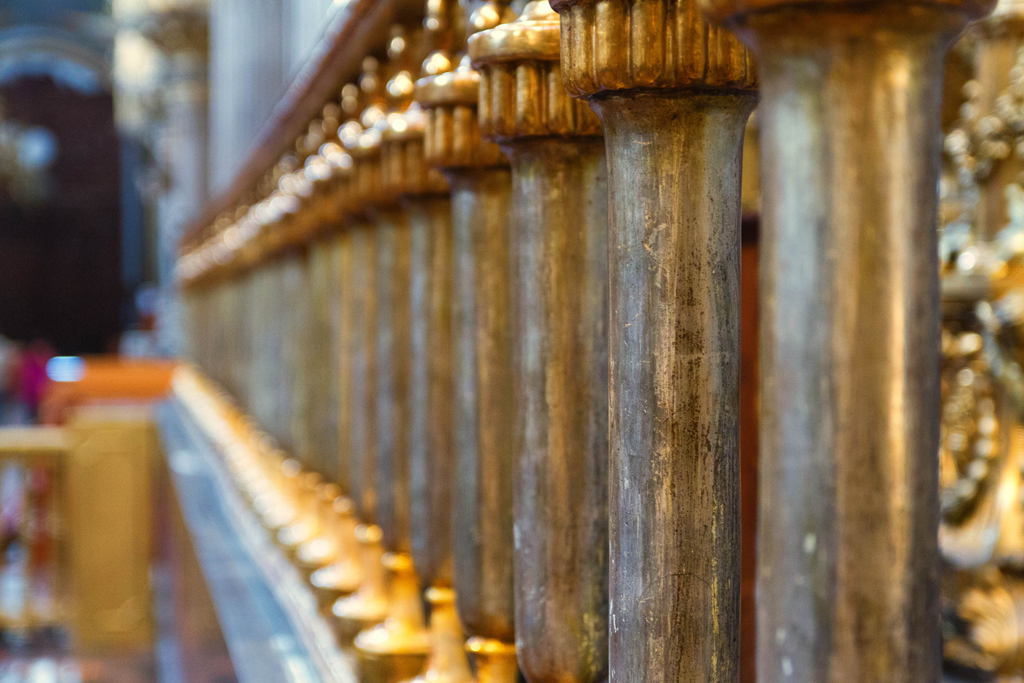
[408,195,456,589]
[337,231,356,496]
[309,241,340,479]
[349,223,379,525]
[374,207,414,555]
[699,2,992,681]
[283,252,310,462]
[595,92,753,683]
[548,2,756,681]
[448,165,517,644]
[470,5,609,683]
[504,136,609,683]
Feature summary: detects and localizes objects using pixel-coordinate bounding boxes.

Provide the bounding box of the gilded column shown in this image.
[398,2,473,682]
[296,145,364,608]
[416,2,519,680]
[334,64,391,645]
[468,6,608,683]
[699,0,995,681]
[354,29,435,683]
[955,0,1024,239]
[548,2,755,682]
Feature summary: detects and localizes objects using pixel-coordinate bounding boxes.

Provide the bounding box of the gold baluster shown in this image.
[417,2,519,681]
[354,24,435,683]
[546,1,756,680]
[468,6,609,683]
[334,60,390,645]
[699,0,994,680]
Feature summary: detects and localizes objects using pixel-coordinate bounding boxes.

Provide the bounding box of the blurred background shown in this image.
[0,3,349,681]
[0,0,343,427]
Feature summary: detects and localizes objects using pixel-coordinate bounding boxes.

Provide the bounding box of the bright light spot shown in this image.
[46,356,85,382]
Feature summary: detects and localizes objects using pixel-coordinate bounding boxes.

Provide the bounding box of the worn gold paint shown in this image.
[470,5,608,683]
[547,0,755,681]
[416,5,519,683]
[699,0,994,681]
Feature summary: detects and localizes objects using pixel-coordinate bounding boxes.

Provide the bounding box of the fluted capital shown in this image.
[550,0,755,99]
[415,0,517,168]
[469,1,601,139]
[382,104,451,196]
[421,99,507,169]
[416,67,480,108]
[700,0,994,22]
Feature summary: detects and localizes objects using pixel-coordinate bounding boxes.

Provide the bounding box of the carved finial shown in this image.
[467,0,516,36]
[358,55,388,130]
[385,24,425,109]
[359,56,384,107]
[340,83,361,120]
[422,0,466,77]
[469,0,600,139]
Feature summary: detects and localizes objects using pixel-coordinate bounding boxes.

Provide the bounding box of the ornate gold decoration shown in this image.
[354,553,431,683]
[554,0,754,96]
[469,2,601,139]
[333,524,389,645]
[946,47,1024,188]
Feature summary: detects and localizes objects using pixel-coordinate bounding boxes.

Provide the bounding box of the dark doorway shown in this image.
[0,74,122,354]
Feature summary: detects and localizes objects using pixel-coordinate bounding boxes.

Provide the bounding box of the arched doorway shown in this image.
[0,27,124,354]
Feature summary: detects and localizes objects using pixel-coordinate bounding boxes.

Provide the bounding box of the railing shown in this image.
[172,1,1004,683]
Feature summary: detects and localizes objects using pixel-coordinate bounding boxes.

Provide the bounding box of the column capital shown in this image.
[550,0,755,99]
[700,0,995,24]
[469,1,601,140]
[415,0,515,169]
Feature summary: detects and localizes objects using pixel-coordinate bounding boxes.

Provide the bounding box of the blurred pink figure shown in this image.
[17,340,53,420]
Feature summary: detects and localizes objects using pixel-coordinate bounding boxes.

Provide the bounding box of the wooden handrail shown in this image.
[179,0,423,252]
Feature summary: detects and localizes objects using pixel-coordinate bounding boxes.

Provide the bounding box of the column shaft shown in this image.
[745,10,969,683]
[374,207,414,555]
[592,91,754,683]
[504,136,609,683]
[449,166,517,644]
[409,195,456,589]
[350,223,379,525]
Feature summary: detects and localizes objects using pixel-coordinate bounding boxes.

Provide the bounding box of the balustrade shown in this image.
[172,0,1010,681]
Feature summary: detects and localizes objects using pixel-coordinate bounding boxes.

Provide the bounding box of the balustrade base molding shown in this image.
[309,496,363,614]
[404,587,473,683]
[466,638,518,683]
[295,483,340,582]
[334,524,389,645]
[311,560,361,615]
[696,0,995,682]
[355,552,431,683]
[548,1,755,681]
